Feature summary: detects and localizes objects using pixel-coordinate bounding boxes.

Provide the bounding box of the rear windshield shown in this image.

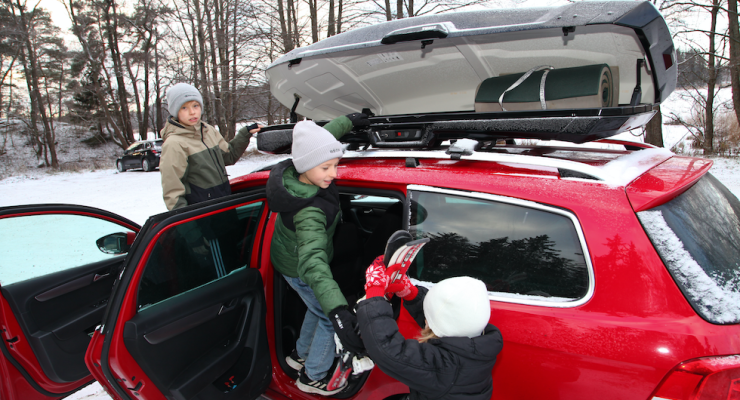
[637,174,740,324]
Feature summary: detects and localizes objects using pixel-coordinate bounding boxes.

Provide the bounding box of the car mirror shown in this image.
[96,231,135,254]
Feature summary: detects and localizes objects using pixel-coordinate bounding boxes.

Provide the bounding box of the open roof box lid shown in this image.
[262,0,676,150]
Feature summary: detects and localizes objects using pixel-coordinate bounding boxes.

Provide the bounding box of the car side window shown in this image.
[407,188,591,304]
[137,201,265,310]
[0,214,134,286]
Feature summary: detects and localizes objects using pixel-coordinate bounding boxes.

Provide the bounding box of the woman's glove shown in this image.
[346,112,370,127]
[387,274,418,300]
[329,306,365,353]
[364,255,388,298]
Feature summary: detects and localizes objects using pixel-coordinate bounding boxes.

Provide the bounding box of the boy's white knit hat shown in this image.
[423,276,491,338]
[292,120,344,173]
[167,83,203,117]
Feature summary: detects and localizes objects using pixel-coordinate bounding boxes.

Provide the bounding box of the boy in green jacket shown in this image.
[160,83,262,210]
[266,113,368,395]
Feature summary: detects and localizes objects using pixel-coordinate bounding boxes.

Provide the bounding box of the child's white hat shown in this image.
[292,120,343,173]
[423,276,491,338]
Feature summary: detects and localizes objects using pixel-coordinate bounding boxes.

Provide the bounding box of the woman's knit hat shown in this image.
[167,83,203,117]
[292,120,344,173]
[423,276,491,338]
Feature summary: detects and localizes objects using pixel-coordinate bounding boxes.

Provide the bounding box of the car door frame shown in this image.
[0,204,140,400]
[89,189,272,400]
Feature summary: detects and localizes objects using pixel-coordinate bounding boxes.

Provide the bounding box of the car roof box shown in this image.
[267,1,676,123]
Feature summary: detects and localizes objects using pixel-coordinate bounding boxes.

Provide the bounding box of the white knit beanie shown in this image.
[423,276,491,338]
[167,83,203,117]
[292,120,344,173]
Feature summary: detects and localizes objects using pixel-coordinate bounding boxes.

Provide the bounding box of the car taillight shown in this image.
[151,149,159,154]
[650,355,740,400]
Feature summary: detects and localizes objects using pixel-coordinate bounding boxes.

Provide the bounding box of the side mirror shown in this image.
[96,231,135,255]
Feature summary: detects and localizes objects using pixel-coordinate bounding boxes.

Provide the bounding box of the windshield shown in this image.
[638,173,740,324]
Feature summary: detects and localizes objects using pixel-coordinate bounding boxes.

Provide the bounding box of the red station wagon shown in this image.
[1,2,739,400]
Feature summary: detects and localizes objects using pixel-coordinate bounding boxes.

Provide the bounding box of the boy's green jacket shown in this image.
[160,118,252,210]
[266,116,353,316]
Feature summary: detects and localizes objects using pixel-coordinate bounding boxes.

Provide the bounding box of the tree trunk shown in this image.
[15,0,58,167]
[194,0,212,120]
[206,1,227,137]
[645,105,664,147]
[277,0,293,51]
[337,0,343,34]
[384,0,392,21]
[154,28,164,135]
[309,0,319,43]
[397,0,403,19]
[103,0,135,143]
[704,0,719,155]
[328,0,335,37]
[729,0,740,127]
[125,56,144,139]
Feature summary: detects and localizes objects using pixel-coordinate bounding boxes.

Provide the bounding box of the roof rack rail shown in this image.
[257,106,656,154]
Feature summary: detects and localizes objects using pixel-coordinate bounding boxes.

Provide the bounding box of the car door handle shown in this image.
[35,274,95,301]
[93,273,109,282]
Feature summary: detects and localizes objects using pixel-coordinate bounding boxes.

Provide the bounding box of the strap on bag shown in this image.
[498,65,554,111]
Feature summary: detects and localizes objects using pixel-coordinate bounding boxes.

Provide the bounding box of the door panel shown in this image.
[93,195,272,400]
[0,205,140,400]
[2,258,122,382]
[123,267,270,400]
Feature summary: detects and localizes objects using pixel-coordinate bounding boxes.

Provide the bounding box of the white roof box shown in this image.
[267,1,676,121]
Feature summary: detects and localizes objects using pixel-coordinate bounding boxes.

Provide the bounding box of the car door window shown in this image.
[407,186,592,305]
[0,214,134,285]
[137,201,265,310]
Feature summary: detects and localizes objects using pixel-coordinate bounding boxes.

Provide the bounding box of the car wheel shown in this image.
[117,160,126,172]
[142,159,151,172]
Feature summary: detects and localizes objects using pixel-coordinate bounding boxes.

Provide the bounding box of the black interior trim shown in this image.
[0,332,90,397]
[34,274,96,302]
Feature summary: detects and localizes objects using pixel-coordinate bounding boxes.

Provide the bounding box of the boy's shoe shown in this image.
[286,350,305,371]
[296,368,347,396]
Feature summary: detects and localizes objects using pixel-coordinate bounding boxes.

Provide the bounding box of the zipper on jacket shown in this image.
[200,124,229,181]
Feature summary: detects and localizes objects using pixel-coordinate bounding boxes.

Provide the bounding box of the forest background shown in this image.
[1,0,740,171]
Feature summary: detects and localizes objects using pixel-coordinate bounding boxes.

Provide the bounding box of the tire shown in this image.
[142,159,151,172]
[117,160,126,172]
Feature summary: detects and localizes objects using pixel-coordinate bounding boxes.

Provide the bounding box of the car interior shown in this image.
[272,188,406,397]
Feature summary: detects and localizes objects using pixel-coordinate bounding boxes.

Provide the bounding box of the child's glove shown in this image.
[329,306,365,354]
[387,274,418,300]
[364,255,388,298]
[346,112,370,127]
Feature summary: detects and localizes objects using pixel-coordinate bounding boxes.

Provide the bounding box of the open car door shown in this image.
[88,191,272,400]
[0,204,139,400]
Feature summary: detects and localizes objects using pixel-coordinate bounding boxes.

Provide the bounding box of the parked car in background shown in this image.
[1,2,739,400]
[116,140,163,172]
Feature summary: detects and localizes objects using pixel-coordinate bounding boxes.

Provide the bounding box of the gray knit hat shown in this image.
[292,120,344,173]
[167,83,203,117]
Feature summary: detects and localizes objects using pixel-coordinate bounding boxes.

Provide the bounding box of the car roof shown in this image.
[234,140,711,212]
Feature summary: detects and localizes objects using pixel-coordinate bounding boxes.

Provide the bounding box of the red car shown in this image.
[1,2,739,400]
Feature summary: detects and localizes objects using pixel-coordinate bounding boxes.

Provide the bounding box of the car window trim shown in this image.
[407,184,595,308]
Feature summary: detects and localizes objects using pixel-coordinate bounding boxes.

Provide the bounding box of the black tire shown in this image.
[117,160,126,172]
[142,158,151,172]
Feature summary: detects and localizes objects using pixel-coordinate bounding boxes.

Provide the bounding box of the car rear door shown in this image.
[0,204,139,400]
[89,191,272,400]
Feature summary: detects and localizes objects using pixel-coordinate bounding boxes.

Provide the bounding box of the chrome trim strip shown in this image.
[407,184,595,308]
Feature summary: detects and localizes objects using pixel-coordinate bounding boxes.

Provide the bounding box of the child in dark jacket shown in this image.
[357,257,503,400]
[266,113,369,396]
